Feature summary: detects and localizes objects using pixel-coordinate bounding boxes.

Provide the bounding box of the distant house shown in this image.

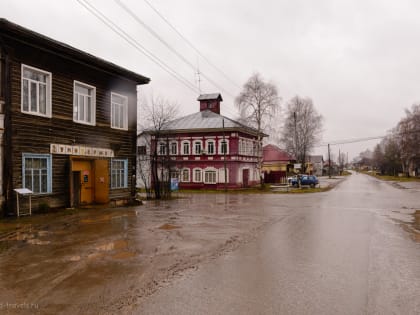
[0,19,150,214]
[262,144,294,183]
[308,155,324,176]
[137,93,266,189]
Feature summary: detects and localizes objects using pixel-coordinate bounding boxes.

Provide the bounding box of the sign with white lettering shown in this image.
[50,144,114,157]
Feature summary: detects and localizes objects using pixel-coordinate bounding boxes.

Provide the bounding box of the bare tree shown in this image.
[396,104,420,176]
[138,96,178,199]
[235,73,280,186]
[281,96,323,173]
[337,151,346,175]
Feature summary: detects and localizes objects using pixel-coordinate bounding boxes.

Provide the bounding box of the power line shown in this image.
[76,0,199,94]
[320,135,386,147]
[318,128,420,147]
[142,0,241,90]
[114,0,239,102]
[77,0,239,119]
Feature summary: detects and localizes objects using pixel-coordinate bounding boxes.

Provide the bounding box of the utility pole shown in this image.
[339,148,341,175]
[293,111,298,173]
[223,118,227,192]
[328,143,331,178]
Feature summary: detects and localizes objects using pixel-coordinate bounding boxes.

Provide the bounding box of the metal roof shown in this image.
[0,19,150,85]
[144,110,265,136]
[263,144,294,161]
[197,93,223,101]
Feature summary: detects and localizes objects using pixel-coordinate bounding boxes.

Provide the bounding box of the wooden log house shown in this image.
[0,19,150,215]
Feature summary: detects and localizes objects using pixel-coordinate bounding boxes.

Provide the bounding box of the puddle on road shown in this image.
[96,239,128,251]
[95,239,138,260]
[159,223,180,230]
[112,251,137,259]
[404,210,420,242]
[0,229,51,246]
[391,209,420,243]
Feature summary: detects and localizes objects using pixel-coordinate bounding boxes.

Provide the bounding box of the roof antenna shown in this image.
[195,56,202,94]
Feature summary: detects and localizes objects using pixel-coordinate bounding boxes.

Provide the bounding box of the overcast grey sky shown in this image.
[2,0,419,159]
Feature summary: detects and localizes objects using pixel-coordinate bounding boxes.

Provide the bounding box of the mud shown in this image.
[0,194,282,314]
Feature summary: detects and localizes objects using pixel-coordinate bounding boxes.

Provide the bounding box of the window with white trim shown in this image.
[170,142,177,155]
[204,169,217,184]
[111,159,128,188]
[73,81,96,125]
[206,140,215,155]
[21,64,51,117]
[158,142,167,155]
[181,168,190,182]
[22,153,52,194]
[219,139,229,155]
[193,168,202,182]
[111,92,128,130]
[182,141,190,155]
[194,141,202,155]
[218,168,229,183]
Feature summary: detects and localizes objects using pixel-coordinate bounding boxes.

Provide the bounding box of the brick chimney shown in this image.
[197,93,223,114]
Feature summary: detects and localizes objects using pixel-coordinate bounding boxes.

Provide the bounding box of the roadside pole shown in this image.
[328,143,331,178]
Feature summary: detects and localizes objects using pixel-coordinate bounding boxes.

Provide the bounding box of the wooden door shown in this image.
[243,169,249,188]
[72,171,81,207]
[94,159,109,204]
[72,160,93,204]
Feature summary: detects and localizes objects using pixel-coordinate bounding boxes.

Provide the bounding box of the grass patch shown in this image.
[364,172,420,182]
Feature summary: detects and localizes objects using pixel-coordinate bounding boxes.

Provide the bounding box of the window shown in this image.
[170,142,177,155]
[21,64,51,117]
[111,159,128,188]
[22,154,52,194]
[182,141,190,155]
[194,141,202,155]
[219,139,229,155]
[158,142,166,155]
[111,92,128,130]
[206,140,215,155]
[218,168,229,183]
[181,169,190,182]
[204,170,217,184]
[73,81,96,125]
[193,168,202,182]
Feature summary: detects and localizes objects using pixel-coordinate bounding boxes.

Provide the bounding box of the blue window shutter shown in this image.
[124,159,128,188]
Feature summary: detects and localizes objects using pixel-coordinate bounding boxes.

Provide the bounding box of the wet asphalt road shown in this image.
[137,174,420,315]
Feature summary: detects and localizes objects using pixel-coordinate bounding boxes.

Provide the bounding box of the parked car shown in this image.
[290,175,319,188]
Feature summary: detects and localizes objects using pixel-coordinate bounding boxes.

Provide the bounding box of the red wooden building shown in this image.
[138,94,265,189]
[262,144,294,183]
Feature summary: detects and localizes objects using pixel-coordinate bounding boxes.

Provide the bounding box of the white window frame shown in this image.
[181,168,190,182]
[111,159,128,189]
[193,168,202,183]
[218,168,229,184]
[158,142,167,155]
[111,92,128,130]
[218,139,229,155]
[206,140,216,155]
[204,167,217,184]
[21,64,52,118]
[194,140,203,155]
[170,141,178,155]
[73,80,96,126]
[182,140,190,155]
[22,153,52,194]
